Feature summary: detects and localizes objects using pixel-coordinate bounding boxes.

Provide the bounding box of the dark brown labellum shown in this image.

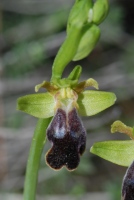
[45,108,86,171]
[122,161,134,200]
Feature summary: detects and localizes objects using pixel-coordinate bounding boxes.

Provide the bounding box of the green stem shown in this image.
[51,26,83,81]
[23,118,51,200]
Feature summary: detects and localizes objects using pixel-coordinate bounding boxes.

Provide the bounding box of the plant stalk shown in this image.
[51,26,82,81]
[23,118,51,200]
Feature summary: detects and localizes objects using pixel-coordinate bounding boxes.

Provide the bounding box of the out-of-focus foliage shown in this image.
[0,0,134,199]
[2,10,70,77]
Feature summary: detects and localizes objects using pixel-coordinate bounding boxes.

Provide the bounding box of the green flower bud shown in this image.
[67,0,93,28]
[92,0,109,24]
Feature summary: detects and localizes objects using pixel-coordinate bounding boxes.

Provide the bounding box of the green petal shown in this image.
[77,90,116,116]
[17,93,55,118]
[90,140,134,166]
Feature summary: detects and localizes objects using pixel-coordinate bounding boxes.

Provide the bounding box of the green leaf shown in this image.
[92,0,109,25]
[77,90,116,116]
[90,140,134,166]
[72,24,100,61]
[17,93,55,118]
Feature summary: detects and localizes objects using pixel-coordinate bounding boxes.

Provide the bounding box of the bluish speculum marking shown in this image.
[45,107,86,171]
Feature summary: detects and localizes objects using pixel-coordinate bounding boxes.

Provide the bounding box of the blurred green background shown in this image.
[0,0,134,199]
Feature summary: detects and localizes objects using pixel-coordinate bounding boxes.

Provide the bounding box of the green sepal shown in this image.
[72,24,100,61]
[77,90,116,116]
[90,140,134,167]
[92,0,109,25]
[17,93,55,118]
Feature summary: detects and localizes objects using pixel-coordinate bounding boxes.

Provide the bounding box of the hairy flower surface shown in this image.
[46,107,86,171]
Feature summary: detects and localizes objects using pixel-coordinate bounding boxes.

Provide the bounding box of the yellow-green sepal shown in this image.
[17,93,55,118]
[77,90,116,116]
[72,24,100,61]
[92,0,109,25]
[90,140,134,167]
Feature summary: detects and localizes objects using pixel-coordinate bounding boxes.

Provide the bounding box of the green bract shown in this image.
[90,140,134,167]
[72,25,100,61]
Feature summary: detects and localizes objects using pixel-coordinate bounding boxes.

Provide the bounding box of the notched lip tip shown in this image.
[45,152,78,171]
[45,162,78,171]
[46,163,64,171]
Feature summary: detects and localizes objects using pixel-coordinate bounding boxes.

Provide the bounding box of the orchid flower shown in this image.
[17,66,116,171]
